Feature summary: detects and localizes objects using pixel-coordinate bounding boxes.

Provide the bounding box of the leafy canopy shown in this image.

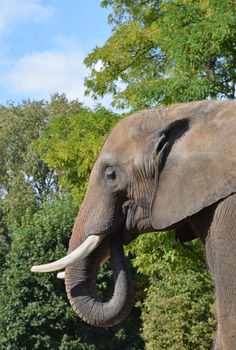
[85,0,236,109]
[0,94,82,262]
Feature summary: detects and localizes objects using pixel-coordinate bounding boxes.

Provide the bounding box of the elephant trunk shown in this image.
[65,233,134,327]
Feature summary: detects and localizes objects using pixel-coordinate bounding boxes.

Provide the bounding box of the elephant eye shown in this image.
[105,168,117,182]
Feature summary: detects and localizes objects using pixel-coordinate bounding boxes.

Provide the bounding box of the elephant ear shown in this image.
[151,113,236,230]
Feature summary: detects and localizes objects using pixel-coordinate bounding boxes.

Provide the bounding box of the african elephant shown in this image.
[32,100,236,349]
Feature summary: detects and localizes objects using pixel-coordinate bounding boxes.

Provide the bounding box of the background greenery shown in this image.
[0,0,235,349]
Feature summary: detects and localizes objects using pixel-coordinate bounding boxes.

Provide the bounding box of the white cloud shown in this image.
[5,50,88,100]
[3,31,115,109]
[0,0,54,35]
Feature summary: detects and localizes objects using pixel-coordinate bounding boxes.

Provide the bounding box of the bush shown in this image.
[127,232,216,349]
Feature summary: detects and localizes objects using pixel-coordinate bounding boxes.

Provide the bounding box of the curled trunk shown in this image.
[65,234,134,327]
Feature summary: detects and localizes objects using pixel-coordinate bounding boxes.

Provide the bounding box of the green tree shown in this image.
[0,95,82,258]
[85,0,236,109]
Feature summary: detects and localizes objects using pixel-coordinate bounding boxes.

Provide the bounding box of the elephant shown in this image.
[31,100,236,349]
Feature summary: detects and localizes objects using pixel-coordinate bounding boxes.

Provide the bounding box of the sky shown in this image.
[0,0,112,108]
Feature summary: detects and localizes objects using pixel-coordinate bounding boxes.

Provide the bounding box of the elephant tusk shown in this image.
[31,234,105,273]
[57,271,65,279]
[56,251,110,280]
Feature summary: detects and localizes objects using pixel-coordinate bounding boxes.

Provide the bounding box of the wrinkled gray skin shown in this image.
[65,100,236,349]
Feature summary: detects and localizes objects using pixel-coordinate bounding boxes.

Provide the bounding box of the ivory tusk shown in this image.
[31,234,104,273]
[56,248,110,280]
[57,271,65,279]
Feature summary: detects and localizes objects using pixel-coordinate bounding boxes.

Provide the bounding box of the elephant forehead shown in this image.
[99,140,137,165]
[100,123,145,163]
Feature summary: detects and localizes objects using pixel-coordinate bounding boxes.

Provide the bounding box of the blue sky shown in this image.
[0,0,112,107]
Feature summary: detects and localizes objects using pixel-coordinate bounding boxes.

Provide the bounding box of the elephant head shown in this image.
[31,100,236,327]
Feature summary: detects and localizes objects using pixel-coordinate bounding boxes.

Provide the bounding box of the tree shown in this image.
[0,95,82,258]
[85,0,236,109]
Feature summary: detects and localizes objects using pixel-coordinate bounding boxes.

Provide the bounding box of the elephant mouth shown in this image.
[123,200,152,243]
[122,228,138,245]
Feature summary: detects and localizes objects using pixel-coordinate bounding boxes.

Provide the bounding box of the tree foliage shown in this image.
[85,0,236,109]
[0,94,82,235]
[127,232,216,349]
